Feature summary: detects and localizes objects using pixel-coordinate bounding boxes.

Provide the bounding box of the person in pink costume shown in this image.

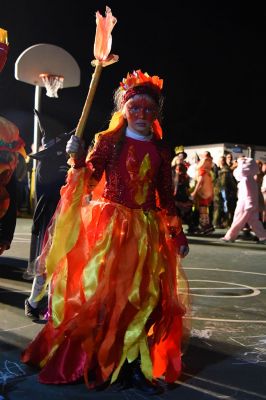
[221,156,266,243]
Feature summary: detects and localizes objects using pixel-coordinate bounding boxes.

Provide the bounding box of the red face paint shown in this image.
[124,95,158,136]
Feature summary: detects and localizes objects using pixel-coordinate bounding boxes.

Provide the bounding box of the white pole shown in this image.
[30,85,42,209]
[33,85,42,164]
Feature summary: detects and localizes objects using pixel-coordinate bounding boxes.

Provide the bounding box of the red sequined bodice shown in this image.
[87,134,176,214]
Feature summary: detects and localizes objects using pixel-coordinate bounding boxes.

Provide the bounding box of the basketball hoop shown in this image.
[39,73,64,98]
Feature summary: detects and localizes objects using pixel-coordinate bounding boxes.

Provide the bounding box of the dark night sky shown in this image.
[0,1,265,152]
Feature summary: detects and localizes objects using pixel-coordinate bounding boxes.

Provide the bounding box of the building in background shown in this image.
[184,143,266,164]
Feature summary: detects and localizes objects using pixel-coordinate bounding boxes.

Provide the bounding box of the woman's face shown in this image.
[123,94,158,136]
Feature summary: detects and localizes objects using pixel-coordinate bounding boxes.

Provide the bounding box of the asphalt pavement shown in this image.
[0,218,266,400]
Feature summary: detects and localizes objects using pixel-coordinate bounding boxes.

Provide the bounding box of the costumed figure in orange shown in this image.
[0,116,26,254]
[190,154,214,234]
[0,28,9,73]
[21,70,191,394]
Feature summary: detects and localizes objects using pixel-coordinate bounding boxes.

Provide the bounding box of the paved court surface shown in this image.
[0,218,266,399]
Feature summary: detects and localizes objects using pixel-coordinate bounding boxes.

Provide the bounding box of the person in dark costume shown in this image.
[24,110,71,319]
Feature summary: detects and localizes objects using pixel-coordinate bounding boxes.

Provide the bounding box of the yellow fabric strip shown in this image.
[0,28,8,44]
[135,154,151,205]
[111,212,162,383]
[39,343,59,368]
[35,168,86,317]
[51,259,68,327]
[82,212,116,300]
[127,213,148,308]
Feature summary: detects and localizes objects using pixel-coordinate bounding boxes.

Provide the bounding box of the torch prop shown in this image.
[75,6,118,140]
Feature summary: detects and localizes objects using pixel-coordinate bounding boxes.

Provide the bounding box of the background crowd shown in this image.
[171,145,266,241]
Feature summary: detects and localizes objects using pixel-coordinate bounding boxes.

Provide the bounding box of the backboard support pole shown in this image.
[33,85,42,166]
[30,84,42,209]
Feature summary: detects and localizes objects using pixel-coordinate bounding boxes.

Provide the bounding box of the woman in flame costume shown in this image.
[21,70,190,393]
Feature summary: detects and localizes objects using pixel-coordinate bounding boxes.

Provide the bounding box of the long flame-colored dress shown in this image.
[21,121,190,388]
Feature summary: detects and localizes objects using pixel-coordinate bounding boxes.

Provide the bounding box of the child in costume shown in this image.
[21,70,190,394]
[221,156,266,243]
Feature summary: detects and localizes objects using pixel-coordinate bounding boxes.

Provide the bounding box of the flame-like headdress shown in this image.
[119,70,163,105]
[120,69,163,92]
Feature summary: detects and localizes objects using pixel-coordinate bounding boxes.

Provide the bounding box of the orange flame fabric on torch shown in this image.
[75,6,118,139]
[0,28,9,73]
[93,6,118,62]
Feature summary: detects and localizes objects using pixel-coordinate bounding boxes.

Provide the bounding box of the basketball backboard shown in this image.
[15,43,80,89]
[14,44,80,206]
